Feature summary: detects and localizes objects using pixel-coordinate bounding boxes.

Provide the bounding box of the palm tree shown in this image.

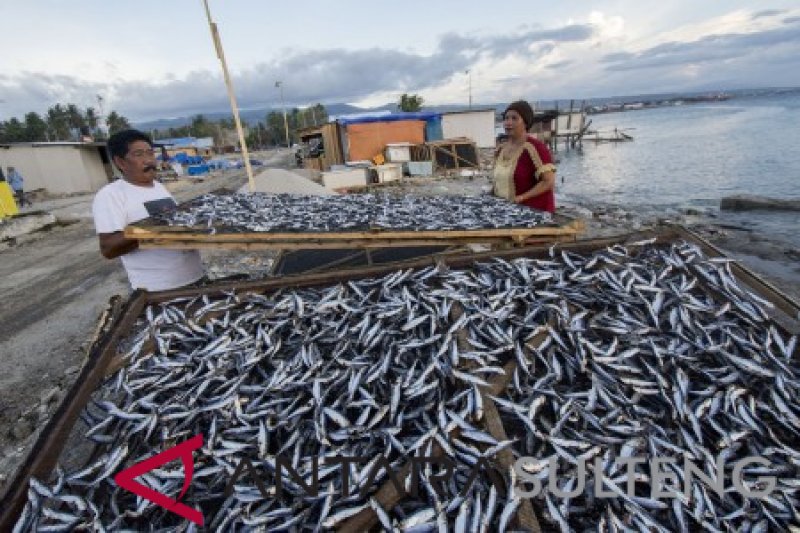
[106,111,131,134]
[84,107,99,130]
[66,104,85,135]
[46,104,71,140]
[23,112,49,141]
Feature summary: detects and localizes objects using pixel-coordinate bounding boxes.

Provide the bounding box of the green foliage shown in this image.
[398,93,424,112]
[265,110,288,146]
[24,112,48,141]
[106,111,131,134]
[0,102,332,147]
[0,103,131,142]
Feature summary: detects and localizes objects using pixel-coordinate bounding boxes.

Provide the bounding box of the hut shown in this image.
[0,142,114,195]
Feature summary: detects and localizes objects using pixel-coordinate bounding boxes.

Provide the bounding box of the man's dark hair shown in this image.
[107,129,153,160]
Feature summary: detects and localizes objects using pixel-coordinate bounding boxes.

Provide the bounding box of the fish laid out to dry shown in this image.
[14,239,799,532]
[146,192,555,233]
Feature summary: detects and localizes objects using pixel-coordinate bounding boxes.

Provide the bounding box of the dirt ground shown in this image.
[1,157,798,493]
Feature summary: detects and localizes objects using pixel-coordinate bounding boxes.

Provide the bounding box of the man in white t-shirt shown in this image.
[93,129,204,291]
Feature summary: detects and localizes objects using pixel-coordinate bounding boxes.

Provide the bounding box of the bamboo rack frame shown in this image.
[126,217,585,251]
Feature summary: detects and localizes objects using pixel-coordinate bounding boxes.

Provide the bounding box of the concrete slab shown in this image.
[0,212,58,242]
[238,168,333,195]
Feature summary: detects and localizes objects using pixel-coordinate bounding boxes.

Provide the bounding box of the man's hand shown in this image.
[99,231,139,259]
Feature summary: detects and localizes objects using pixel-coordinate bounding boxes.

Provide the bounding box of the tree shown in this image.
[245,122,267,150]
[24,112,49,141]
[106,111,131,134]
[188,114,217,139]
[1,118,26,142]
[66,103,85,134]
[398,93,424,112]
[46,104,71,140]
[84,107,102,138]
[266,111,287,146]
[295,103,329,129]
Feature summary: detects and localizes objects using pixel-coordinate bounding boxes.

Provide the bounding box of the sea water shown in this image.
[555,89,800,247]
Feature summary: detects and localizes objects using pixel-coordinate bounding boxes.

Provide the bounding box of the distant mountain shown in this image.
[132,102,509,131]
[133,103,391,131]
[132,87,799,131]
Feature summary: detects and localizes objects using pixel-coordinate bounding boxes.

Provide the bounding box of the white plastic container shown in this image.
[385,143,413,163]
[373,164,402,183]
[322,168,368,189]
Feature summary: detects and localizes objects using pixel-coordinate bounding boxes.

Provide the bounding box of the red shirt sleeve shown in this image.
[512,136,556,213]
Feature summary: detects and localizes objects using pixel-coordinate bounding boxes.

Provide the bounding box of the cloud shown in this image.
[601,23,800,72]
[752,9,785,20]
[3,11,798,122]
[0,73,109,118]
[2,22,598,121]
[546,60,573,69]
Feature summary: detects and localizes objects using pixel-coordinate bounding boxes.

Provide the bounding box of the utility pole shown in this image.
[465,70,472,109]
[275,81,290,148]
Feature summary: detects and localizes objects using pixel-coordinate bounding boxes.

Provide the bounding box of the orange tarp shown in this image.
[346,120,425,162]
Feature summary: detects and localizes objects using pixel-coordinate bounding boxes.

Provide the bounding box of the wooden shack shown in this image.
[296,122,346,172]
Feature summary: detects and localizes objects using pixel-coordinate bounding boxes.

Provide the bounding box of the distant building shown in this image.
[0,141,114,195]
[440,108,496,148]
[154,137,215,158]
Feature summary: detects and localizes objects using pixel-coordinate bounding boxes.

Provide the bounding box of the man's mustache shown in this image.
[143,164,158,172]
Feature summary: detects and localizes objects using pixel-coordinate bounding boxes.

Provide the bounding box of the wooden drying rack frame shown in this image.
[2,225,798,531]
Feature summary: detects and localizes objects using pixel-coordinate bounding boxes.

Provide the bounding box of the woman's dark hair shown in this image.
[504,100,535,131]
[107,129,153,160]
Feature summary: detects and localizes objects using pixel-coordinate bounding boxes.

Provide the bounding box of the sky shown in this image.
[1,1,800,122]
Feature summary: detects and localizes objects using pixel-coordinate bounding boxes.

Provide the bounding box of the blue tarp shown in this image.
[187,164,210,176]
[172,152,204,165]
[337,112,441,125]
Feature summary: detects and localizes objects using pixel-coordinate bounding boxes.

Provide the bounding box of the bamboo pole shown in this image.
[201,0,255,191]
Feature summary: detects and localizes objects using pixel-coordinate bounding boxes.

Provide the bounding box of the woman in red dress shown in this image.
[493,100,556,213]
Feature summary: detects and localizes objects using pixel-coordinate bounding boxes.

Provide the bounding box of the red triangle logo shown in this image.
[114,434,204,526]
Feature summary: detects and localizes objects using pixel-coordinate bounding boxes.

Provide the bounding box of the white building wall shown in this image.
[0,145,110,195]
[441,110,496,148]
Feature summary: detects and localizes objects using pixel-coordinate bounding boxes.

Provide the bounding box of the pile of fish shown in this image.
[14,239,800,532]
[480,241,800,531]
[147,192,554,233]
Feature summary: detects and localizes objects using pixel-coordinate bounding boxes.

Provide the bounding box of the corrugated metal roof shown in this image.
[0,141,107,148]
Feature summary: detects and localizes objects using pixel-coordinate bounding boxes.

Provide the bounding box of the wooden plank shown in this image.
[430,142,478,170]
[450,303,541,532]
[130,218,583,250]
[0,291,149,531]
[138,236,576,251]
[126,223,578,242]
